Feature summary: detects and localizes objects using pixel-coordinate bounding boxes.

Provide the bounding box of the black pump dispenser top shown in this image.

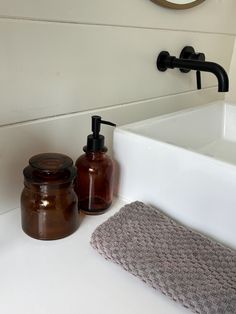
[85,116,116,152]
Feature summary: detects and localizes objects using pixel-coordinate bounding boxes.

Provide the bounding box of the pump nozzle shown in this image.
[92,116,116,139]
[86,116,116,152]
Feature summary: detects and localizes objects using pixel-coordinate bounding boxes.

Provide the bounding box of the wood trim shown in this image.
[150,0,205,10]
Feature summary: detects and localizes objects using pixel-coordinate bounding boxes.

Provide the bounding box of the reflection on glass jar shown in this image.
[21,153,79,240]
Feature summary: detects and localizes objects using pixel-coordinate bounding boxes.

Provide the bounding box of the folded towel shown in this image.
[90,201,236,314]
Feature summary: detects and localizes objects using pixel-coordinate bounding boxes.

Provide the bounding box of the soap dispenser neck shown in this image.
[92,116,102,139]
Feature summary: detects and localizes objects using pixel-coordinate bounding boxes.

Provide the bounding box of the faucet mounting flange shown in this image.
[156,51,171,72]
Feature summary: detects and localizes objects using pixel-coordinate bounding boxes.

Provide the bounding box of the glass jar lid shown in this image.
[29,153,73,173]
[23,153,76,185]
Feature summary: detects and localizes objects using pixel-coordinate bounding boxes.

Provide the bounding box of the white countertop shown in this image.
[0,198,188,314]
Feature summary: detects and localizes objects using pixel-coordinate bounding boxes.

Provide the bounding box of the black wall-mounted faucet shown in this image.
[156,46,229,92]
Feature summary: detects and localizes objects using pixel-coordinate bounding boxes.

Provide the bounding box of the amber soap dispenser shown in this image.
[75,116,116,215]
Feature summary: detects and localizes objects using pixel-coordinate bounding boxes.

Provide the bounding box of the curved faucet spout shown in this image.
[171,58,229,92]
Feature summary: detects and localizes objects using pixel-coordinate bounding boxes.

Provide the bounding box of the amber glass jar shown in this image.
[21,153,79,240]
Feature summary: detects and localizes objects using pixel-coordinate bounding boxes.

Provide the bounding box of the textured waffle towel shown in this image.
[91,201,236,314]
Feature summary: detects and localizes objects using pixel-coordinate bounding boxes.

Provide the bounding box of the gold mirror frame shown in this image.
[150,0,205,10]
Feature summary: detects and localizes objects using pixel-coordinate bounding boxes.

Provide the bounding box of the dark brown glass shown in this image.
[21,153,79,240]
[75,147,114,215]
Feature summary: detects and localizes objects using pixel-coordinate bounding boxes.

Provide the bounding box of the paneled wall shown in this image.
[0,0,235,213]
[226,40,236,103]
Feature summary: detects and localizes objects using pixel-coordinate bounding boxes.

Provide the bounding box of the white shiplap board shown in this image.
[0,87,223,214]
[226,40,236,103]
[0,0,236,35]
[0,19,234,125]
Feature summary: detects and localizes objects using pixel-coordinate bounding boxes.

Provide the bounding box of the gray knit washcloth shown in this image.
[90,201,236,314]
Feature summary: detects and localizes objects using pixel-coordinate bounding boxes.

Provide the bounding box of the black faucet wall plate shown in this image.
[179,46,205,73]
[179,46,205,89]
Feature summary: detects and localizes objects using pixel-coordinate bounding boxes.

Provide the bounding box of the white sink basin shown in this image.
[113,101,236,249]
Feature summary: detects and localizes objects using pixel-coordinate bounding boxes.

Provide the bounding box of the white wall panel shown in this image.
[226,40,236,103]
[0,19,233,125]
[0,0,236,35]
